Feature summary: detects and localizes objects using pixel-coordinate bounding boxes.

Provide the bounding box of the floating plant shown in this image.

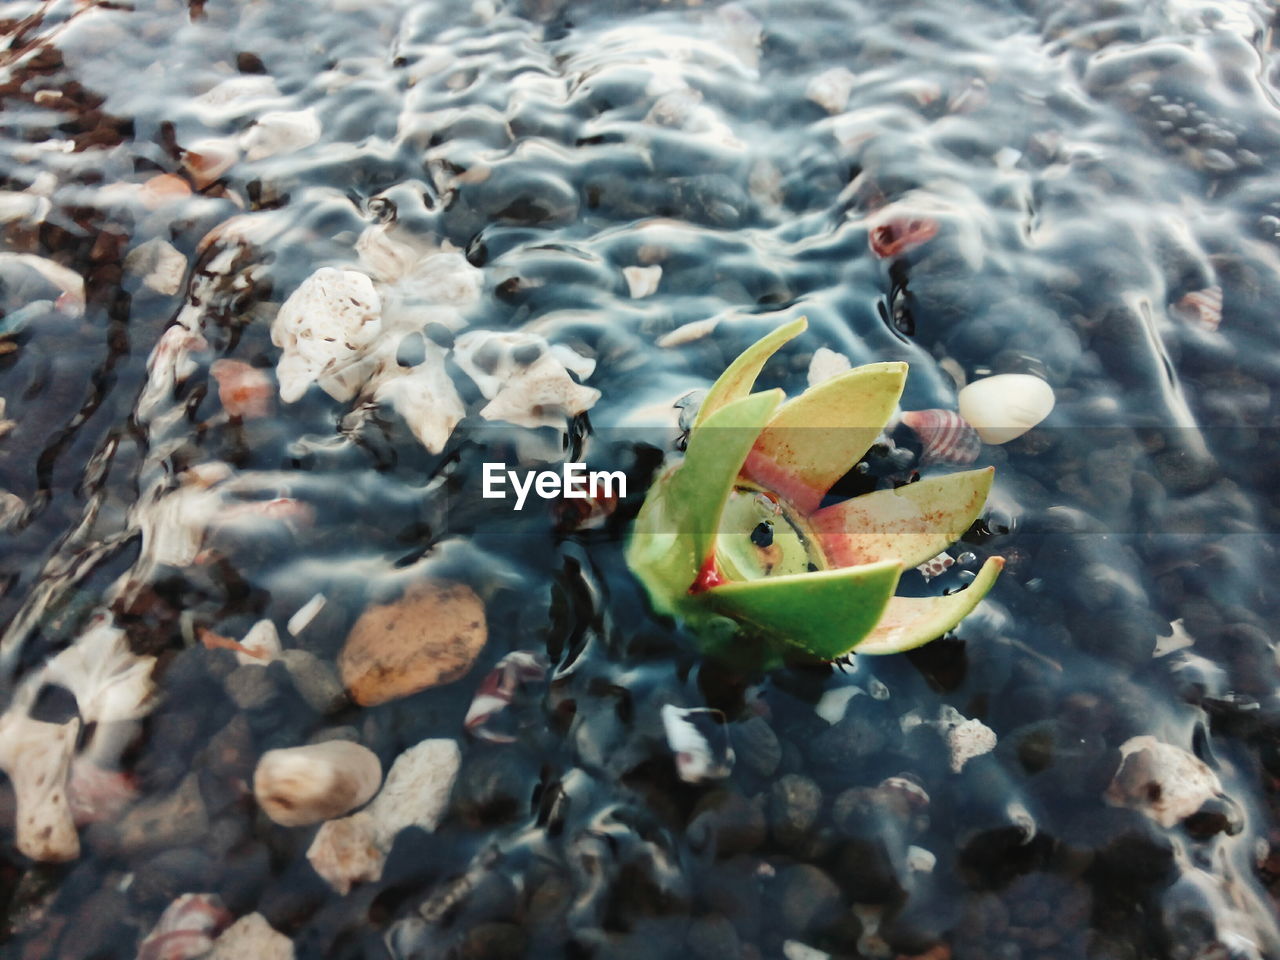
[626,318,1003,661]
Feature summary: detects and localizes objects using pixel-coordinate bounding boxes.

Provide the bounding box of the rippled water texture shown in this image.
[3,0,1280,956]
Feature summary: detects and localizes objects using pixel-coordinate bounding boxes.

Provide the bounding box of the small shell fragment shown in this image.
[1104,735,1225,828]
[240,108,321,161]
[805,67,856,114]
[287,593,327,637]
[661,704,734,783]
[957,374,1055,445]
[463,651,547,743]
[207,913,294,960]
[900,409,981,465]
[1173,286,1222,332]
[624,264,662,298]
[807,347,851,386]
[915,551,954,581]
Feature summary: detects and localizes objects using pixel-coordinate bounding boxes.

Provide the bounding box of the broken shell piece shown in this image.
[806,67,856,114]
[0,712,80,861]
[138,323,209,422]
[210,360,273,419]
[207,913,294,960]
[623,265,662,298]
[453,330,598,424]
[307,811,384,895]
[44,617,155,727]
[307,739,461,892]
[271,267,382,403]
[399,250,483,312]
[234,620,281,665]
[915,551,954,582]
[900,409,981,465]
[339,580,487,707]
[1104,735,1225,828]
[240,108,321,161]
[371,342,465,453]
[0,253,85,316]
[463,651,548,743]
[182,138,239,189]
[807,347,851,386]
[657,317,720,348]
[365,738,460,843]
[287,593,327,637]
[137,893,234,960]
[946,717,997,773]
[124,238,188,296]
[957,374,1055,445]
[253,741,382,827]
[661,704,734,783]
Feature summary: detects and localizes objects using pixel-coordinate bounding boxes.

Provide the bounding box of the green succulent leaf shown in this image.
[626,390,782,615]
[741,362,908,514]
[694,317,807,428]
[810,467,995,569]
[852,556,1004,655]
[702,559,903,660]
[674,389,783,567]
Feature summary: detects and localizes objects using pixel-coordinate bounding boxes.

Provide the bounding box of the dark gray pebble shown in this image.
[735,716,781,778]
[768,774,822,850]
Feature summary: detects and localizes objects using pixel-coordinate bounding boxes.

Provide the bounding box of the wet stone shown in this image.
[686,913,741,960]
[769,774,823,850]
[736,716,782,778]
[131,847,218,906]
[688,789,767,857]
[224,663,278,711]
[776,864,842,935]
[281,649,346,715]
[98,772,208,856]
[453,750,534,827]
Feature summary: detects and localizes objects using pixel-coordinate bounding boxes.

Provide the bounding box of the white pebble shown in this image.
[254,741,382,827]
[241,108,321,161]
[624,265,662,298]
[806,67,856,114]
[287,594,327,637]
[807,347,851,386]
[957,373,1055,444]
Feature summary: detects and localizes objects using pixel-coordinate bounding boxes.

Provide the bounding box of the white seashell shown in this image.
[125,238,188,296]
[1105,735,1224,828]
[44,617,155,727]
[272,268,382,403]
[364,737,459,845]
[253,741,382,827]
[307,811,383,895]
[401,250,483,312]
[138,323,209,421]
[905,845,936,873]
[0,191,50,225]
[657,317,720,348]
[957,374,1054,445]
[0,712,79,861]
[372,341,465,453]
[240,108,322,161]
[287,593,327,637]
[661,704,734,783]
[815,686,864,725]
[235,620,281,665]
[807,347,851,386]
[1174,286,1222,332]
[208,913,294,960]
[806,67,856,115]
[0,253,84,315]
[1154,618,1195,658]
[946,717,997,773]
[454,331,599,429]
[623,265,662,298]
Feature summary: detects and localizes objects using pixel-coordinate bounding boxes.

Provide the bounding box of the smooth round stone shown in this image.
[253,741,382,827]
[958,374,1055,444]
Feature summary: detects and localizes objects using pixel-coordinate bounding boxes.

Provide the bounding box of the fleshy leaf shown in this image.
[810,467,994,569]
[694,318,807,427]
[703,559,903,660]
[741,363,907,514]
[852,556,1004,655]
[626,390,781,615]
[674,390,783,568]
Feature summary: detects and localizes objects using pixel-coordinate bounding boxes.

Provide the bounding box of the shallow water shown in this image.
[2,0,1280,956]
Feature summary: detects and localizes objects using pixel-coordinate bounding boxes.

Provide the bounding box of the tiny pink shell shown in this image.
[901,409,981,465]
[464,651,547,742]
[1173,286,1222,332]
[137,894,232,960]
